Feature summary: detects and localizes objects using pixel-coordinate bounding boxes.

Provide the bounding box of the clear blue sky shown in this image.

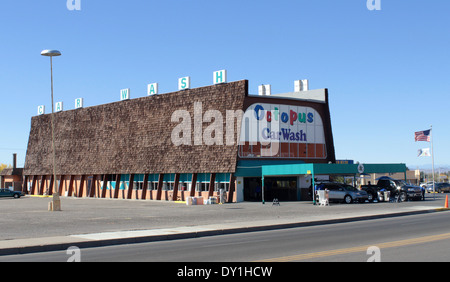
[0,0,449,170]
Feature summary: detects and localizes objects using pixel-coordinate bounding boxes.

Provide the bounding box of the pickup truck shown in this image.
[360,176,423,202]
[0,188,24,199]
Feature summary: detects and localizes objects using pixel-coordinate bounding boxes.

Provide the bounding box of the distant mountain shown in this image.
[407,164,450,172]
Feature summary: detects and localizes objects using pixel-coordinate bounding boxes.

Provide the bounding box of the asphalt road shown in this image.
[3,210,450,263]
[0,194,445,240]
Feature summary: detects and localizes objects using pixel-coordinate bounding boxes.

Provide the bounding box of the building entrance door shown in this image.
[243,177,263,202]
[264,177,298,201]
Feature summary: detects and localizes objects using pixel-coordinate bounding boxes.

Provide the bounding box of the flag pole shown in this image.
[431,125,435,200]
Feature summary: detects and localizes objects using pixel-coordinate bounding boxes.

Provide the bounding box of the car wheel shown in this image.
[13,194,20,199]
[344,195,353,204]
[400,192,407,202]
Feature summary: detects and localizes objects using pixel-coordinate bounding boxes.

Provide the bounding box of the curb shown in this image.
[0,208,447,256]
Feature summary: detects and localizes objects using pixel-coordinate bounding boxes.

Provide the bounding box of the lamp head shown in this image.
[41,50,61,57]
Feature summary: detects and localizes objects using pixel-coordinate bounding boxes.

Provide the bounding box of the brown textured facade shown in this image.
[24,80,248,176]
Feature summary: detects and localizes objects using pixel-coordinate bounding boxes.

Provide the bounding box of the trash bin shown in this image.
[317,190,329,206]
[219,189,226,204]
[377,191,384,202]
[378,189,390,202]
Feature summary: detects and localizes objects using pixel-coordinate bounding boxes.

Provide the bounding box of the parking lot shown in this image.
[0,194,446,241]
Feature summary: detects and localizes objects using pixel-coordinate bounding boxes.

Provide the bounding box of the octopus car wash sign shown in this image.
[239,103,326,159]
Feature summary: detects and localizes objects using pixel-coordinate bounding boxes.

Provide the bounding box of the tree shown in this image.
[0,163,11,173]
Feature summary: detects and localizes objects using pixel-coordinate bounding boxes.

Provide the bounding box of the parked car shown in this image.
[420,181,434,189]
[426,183,450,193]
[360,176,423,202]
[316,182,369,204]
[0,188,24,199]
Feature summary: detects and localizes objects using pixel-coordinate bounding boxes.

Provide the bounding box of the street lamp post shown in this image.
[41,50,61,195]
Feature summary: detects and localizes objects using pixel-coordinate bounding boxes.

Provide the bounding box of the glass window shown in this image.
[215,182,230,192]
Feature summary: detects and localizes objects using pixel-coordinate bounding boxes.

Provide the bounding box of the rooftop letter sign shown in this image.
[75,98,83,109]
[55,102,63,112]
[213,70,227,85]
[147,83,158,96]
[37,105,45,115]
[120,88,130,101]
[178,77,190,90]
[258,85,271,96]
[294,80,309,92]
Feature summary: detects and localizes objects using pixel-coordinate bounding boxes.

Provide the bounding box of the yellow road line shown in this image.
[256,232,450,262]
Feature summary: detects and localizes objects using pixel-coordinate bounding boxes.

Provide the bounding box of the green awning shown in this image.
[235,160,307,177]
[261,163,407,177]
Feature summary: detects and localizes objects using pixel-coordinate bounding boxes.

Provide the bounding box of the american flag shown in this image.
[415,129,431,142]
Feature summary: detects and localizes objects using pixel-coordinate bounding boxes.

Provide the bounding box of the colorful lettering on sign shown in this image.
[37,105,45,115]
[261,128,307,142]
[55,102,63,112]
[213,70,227,84]
[253,104,314,125]
[75,98,83,109]
[148,83,158,95]
[120,89,130,101]
[178,77,190,90]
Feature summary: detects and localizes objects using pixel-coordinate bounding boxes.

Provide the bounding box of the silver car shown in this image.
[316,183,369,204]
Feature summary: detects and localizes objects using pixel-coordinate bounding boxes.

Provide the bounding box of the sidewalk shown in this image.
[0,195,447,256]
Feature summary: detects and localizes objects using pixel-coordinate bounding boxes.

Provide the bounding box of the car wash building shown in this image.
[23,74,407,202]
